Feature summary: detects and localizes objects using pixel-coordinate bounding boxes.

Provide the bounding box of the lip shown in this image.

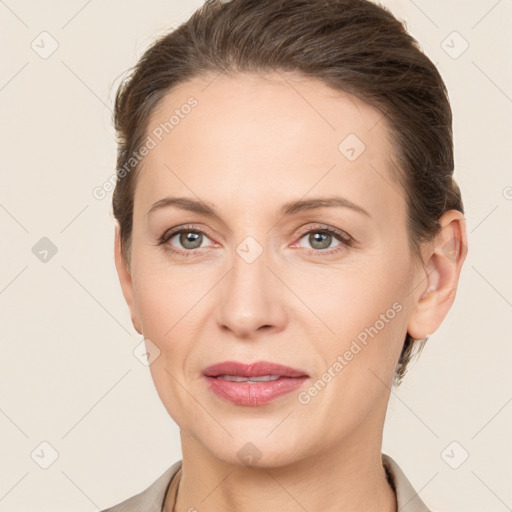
[203,360,309,378]
[202,360,309,406]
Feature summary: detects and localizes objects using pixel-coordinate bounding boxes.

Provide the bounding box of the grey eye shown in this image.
[299,231,342,251]
[171,231,207,250]
[308,232,332,250]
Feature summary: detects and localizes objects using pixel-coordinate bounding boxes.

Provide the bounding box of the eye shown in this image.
[170,230,209,250]
[293,225,354,255]
[158,225,214,255]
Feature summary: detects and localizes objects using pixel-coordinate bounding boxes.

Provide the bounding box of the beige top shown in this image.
[100,453,433,512]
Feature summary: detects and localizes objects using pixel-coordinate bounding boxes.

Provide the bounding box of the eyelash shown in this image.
[157,223,355,257]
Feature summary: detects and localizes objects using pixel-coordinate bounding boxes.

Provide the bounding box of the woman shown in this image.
[102,0,467,510]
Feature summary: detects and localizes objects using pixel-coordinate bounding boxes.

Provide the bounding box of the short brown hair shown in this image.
[112,0,464,385]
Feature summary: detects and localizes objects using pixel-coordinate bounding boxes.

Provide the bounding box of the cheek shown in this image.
[130,246,206,336]
[290,264,408,431]
[290,253,410,372]
[129,254,218,396]
[130,263,203,426]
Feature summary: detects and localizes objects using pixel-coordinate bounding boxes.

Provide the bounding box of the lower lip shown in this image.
[204,376,309,406]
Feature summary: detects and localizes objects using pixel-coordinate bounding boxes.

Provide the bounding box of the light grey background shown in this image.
[1,1,511,511]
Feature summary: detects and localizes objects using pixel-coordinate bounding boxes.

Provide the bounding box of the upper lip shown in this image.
[203,360,309,378]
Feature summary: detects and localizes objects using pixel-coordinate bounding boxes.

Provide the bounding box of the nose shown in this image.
[215,245,288,339]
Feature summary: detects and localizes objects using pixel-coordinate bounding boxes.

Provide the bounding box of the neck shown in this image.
[168,412,397,512]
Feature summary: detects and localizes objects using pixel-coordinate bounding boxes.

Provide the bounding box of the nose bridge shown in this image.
[216,234,286,336]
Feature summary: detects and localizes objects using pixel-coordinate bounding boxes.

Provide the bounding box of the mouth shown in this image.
[202,360,309,379]
[202,360,309,406]
[212,375,285,382]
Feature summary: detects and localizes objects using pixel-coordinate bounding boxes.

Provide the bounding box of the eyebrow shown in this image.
[146,196,371,219]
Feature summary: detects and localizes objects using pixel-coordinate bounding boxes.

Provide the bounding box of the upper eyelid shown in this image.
[163,224,215,241]
[294,224,351,239]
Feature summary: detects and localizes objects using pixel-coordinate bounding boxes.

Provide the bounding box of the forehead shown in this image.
[135,71,404,222]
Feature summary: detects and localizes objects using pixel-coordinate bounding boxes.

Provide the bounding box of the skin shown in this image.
[114,71,467,512]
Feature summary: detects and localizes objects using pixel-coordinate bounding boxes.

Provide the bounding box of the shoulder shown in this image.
[382,453,438,512]
[100,460,182,512]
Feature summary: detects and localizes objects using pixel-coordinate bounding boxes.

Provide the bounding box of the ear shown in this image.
[114,223,142,335]
[407,209,468,340]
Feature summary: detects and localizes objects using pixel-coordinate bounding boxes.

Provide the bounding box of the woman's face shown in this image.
[117,71,427,467]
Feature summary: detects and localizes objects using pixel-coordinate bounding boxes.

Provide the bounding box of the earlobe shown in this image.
[407,210,468,340]
[114,224,142,335]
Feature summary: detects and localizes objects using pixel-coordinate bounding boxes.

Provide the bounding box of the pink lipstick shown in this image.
[203,360,309,406]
